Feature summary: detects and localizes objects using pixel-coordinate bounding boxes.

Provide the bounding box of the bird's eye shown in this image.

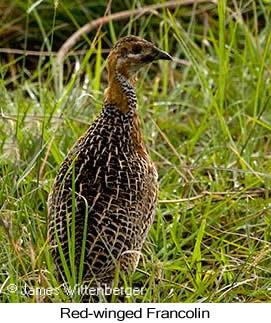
[121,47,128,56]
[132,44,142,54]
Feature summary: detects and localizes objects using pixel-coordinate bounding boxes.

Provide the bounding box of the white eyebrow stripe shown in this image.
[127,53,140,58]
[117,53,140,65]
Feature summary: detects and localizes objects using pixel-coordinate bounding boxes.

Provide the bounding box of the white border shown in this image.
[0,303,271,323]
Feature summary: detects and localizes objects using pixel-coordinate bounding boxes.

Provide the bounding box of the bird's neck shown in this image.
[103,71,147,156]
[104,70,137,113]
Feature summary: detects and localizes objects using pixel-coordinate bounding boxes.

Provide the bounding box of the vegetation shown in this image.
[0,0,271,302]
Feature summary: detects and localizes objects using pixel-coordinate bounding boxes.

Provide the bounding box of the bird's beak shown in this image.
[140,47,173,64]
[152,47,173,61]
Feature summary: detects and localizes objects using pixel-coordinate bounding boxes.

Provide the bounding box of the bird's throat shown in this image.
[105,71,137,114]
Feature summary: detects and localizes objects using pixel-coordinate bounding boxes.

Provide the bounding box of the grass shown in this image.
[0,0,271,302]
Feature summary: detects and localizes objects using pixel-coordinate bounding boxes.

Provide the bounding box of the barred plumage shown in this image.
[48,36,172,287]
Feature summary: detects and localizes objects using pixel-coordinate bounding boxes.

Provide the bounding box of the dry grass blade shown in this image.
[56,0,217,65]
[0,48,110,56]
[159,188,270,203]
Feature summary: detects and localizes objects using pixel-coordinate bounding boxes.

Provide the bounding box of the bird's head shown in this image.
[105,36,172,113]
[107,36,172,83]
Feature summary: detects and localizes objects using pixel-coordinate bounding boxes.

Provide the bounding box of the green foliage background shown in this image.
[0,0,271,302]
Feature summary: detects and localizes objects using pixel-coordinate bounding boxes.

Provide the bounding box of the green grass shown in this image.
[0,1,271,302]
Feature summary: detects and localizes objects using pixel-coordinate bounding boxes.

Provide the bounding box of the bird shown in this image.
[47,36,172,292]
